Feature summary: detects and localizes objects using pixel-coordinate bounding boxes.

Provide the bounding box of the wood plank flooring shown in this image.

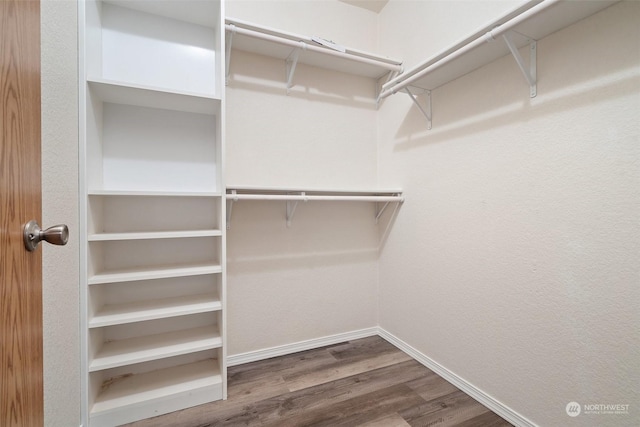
[124,336,512,427]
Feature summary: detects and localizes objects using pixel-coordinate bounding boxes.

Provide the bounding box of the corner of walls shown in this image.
[228,328,379,366]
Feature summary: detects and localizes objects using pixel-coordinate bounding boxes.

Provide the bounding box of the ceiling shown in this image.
[339,0,390,14]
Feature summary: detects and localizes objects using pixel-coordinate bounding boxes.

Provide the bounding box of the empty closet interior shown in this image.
[78,0,639,425]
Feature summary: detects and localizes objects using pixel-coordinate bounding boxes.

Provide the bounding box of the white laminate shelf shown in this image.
[88,190,222,198]
[88,263,223,285]
[88,230,222,241]
[379,0,619,127]
[225,17,403,92]
[88,78,221,115]
[90,294,222,328]
[90,326,222,372]
[226,187,404,227]
[90,359,222,427]
[226,186,404,201]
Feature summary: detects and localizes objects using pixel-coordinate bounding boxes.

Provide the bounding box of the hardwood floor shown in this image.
[124,336,512,427]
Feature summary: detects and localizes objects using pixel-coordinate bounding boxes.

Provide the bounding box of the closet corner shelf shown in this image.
[87,78,221,115]
[379,0,619,128]
[225,17,403,93]
[225,186,404,228]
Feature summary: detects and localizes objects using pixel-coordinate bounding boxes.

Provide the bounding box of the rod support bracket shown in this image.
[502,33,537,98]
[405,87,432,130]
[225,24,236,85]
[226,190,237,229]
[286,45,305,94]
[376,69,401,108]
[285,192,305,227]
[375,201,390,224]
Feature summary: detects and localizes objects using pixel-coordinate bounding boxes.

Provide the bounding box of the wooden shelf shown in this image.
[90,359,222,427]
[88,230,222,241]
[90,326,221,372]
[88,263,223,285]
[90,294,222,328]
[381,0,618,98]
[226,17,403,88]
[88,78,221,115]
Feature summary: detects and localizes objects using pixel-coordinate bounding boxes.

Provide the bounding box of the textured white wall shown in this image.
[378,1,639,426]
[227,0,379,53]
[225,0,381,355]
[41,0,80,425]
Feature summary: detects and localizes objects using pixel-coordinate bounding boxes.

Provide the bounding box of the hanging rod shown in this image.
[226,194,404,202]
[379,0,618,100]
[378,0,557,99]
[226,188,404,228]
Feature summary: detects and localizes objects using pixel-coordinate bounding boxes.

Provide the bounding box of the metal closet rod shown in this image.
[225,24,403,73]
[226,193,404,203]
[379,0,559,98]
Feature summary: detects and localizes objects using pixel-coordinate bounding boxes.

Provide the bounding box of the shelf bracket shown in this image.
[375,201,390,224]
[285,192,305,227]
[225,24,236,85]
[226,190,237,229]
[405,87,432,130]
[376,69,401,108]
[286,45,304,94]
[502,33,537,98]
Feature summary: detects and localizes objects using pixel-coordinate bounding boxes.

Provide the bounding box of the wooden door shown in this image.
[0,0,44,426]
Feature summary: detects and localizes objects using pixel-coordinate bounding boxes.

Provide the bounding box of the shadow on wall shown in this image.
[390,1,640,149]
[226,200,402,274]
[226,49,379,109]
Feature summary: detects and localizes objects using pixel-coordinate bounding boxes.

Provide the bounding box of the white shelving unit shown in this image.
[226,186,404,227]
[79,0,226,425]
[379,0,619,128]
[225,17,403,94]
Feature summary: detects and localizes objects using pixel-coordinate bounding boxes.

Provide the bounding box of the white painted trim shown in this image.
[227,327,378,366]
[377,328,537,427]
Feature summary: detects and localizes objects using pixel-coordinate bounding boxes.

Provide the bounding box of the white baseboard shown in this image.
[227,327,379,366]
[377,328,536,427]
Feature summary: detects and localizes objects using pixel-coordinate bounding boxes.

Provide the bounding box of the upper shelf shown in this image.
[102,0,221,29]
[380,0,619,99]
[225,17,403,92]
